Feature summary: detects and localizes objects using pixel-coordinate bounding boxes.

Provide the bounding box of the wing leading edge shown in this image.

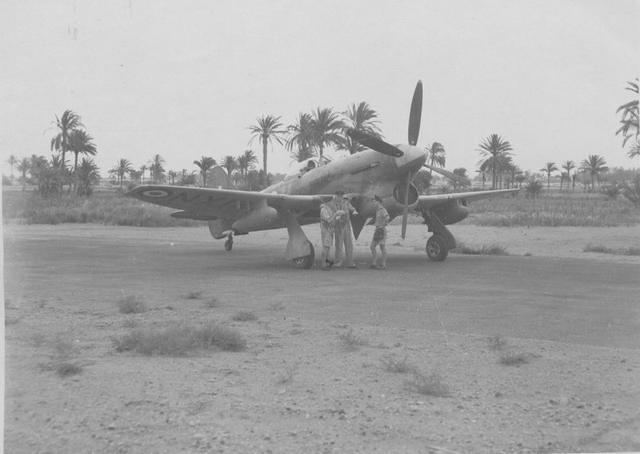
[416,188,519,210]
[126,185,332,220]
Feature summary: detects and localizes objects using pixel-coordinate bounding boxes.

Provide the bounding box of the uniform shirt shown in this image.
[320,203,335,232]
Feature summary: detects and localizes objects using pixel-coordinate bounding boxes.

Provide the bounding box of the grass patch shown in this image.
[117,295,147,314]
[2,191,204,227]
[380,354,415,373]
[452,243,508,256]
[184,291,203,300]
[487,335,508,351]
[463,192,640,227]
[204,298,220,308]
[583,244,640,256]
[338,328,368,350]
[231,311,257,322]
[113,323,247,356]
[55,362,83,377]
[405,370,450,397]
[499,351,531,366]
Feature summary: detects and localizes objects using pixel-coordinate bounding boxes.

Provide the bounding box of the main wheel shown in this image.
[292,243,314,269]
[426,235,448,262]
[224,235,233,251]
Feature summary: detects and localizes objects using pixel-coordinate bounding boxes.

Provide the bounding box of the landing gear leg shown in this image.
[284,211,314,269]
[422,210,456,262]
[224,233,233,251]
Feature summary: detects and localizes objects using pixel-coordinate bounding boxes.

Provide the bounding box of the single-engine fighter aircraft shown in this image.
[127,81,518,268]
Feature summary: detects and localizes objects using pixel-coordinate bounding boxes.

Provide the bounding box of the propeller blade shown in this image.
[347,130,404,157]
[401,175,410,239]
[408,81,423,146]
[423,164,471,186]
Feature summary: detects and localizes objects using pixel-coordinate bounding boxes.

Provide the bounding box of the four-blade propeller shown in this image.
[349,80,467,239]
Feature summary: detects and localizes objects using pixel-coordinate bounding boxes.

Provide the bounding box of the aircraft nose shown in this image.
[394,145,426,173]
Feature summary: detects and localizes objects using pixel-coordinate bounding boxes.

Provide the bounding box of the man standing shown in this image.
[333,191,358,268]
[370,195,390,270]
[319,200,339,270]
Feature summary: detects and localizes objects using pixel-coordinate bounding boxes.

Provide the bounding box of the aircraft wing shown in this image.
[416,188,519,210]
[126,185,333,220]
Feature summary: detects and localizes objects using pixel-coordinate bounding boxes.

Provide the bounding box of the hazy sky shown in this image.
[1,0,638,178]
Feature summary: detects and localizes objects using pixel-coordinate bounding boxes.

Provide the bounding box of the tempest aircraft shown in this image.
[127,81,518,268]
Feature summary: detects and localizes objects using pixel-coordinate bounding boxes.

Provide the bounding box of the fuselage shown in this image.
[229,146,426,234]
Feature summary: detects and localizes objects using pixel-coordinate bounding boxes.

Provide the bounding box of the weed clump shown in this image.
[55,362,83,377]
[114,323,247,356]
[487,335,508,351]
[185,291,203,300]
[338,328,368,350]
[231,311,257,322]
[117,295,147,314]
[583,244,640,256]
[499,351,531,366]
[381,354,415,373]
[405,370,450,397]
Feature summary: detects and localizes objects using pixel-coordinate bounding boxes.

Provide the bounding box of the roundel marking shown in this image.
[142,189,170,198]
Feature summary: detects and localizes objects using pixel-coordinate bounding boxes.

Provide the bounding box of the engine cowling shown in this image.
[392,182,419,205]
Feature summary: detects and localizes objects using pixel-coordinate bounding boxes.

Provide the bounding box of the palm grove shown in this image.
[5,78,638,198]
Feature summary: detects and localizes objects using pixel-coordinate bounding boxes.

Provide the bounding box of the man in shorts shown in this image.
[370,195,390,269]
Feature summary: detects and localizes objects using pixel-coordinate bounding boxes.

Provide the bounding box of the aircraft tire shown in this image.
[292,244,314,269]
[224,237,233,251]
[426,235,448,262]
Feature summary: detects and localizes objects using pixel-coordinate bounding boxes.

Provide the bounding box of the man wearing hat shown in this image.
[370,195,390,269]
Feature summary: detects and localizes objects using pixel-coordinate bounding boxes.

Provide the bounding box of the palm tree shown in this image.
[236,150,257,184]
[478,134,513,189]
[113,159,133,190]
[339,101,382,154]
[50,110,84,171]
[68,129,97,173]
[628,141,640,159]
[222,156,237,187]
[616,78,639,147]
[193,156,216,187]
[561,160,576,190]
[309,107,345,163]
[139,165,147,184]
[149,154,166,183]
[286,112,315,162]
[580,155,608,191]
[76,158,100,196]
[540,162,559,190]
[248,115,286,183]
[17,157,30,191]
[426,142,446,175]
[167,170,177,185]
[7,155,17,181]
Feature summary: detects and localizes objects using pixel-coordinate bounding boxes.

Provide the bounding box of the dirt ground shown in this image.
[3,223,640,453]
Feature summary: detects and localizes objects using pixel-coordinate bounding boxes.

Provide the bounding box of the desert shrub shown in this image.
[117,295,147,314]
[338,328,368,350]
[499,351,531,366]
[452,243,508,256]
[204,298,220,308]
[185,291,203,300]
[405,370,450,397]
[381,354,415,373]
[231,311,257,322]
[600,183,622,200]
[114,323,246,355]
